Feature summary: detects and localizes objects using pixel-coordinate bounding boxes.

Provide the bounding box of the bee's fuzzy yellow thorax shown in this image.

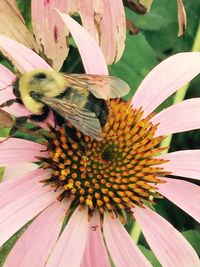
[18,69,67,114]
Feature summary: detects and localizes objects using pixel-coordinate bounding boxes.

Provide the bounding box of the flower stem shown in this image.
[130,221,141,243]
[0,168,4,182]
[160,23,200,150]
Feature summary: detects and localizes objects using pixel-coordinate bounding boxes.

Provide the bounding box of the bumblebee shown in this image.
[0,69,130,140]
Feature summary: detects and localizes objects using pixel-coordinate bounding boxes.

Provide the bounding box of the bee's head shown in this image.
[28,70,54,90]
[23,69,65,96]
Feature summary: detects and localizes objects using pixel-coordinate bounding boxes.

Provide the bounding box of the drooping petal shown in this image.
[151,98,200,137]
[0,35,51,73]
[0,138,47,166]
[0,178,58,247]
[81,212,110,267]
[57,11,108,75]
[2,163,38,182]
[69,0,126,64]
[134,206,200,267]
[103,213,152,267]
[157,178,200,223]
[4,201,68,267]
[0,1,38,52]
[46,207,88,267]
[31,0,69,71]
[131,52,200,117]
[156,150,200,180]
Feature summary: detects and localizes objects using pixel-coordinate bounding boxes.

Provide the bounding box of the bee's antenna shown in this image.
[0,84,13,91]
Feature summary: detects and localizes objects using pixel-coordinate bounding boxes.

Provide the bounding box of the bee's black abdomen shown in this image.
[85,93,109,127]
[53,112,65,126]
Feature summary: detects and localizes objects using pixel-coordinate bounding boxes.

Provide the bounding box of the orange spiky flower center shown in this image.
[39,100,168,218]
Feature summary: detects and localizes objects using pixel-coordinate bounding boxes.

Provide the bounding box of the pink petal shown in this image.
[0,67,29,117]
[0,35,51,73]
[156,150,200,180]
[0,168,49,208]
[0,63,15,86]
[134,206,200,267]
[0,178,58,247]
[0,92,29,116]
[81,212,110,267]
[31,0,69,71]
[157,178,200,223]
[151,98,200,137]
[2,163,38,182]
[131,52,200,117]
[0,96,30,120]
[57,11,108,75]
[46,207,88,267]
[0,138,47,166]
[69,0,126,64]
[0,64,27,116]
[4,201,68,267]
[103,213,152,267]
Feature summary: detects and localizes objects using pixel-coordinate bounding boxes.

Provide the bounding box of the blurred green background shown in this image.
[0,0,200,266]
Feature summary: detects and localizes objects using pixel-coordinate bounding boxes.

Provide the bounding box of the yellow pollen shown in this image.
[63,181,74,190]
[61,169,70,176]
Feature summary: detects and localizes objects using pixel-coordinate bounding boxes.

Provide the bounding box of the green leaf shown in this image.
[182,229,200,256]
[139,245,161,267]
[109,32,158,100]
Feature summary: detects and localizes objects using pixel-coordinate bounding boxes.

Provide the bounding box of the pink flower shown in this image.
[0,13,200,267]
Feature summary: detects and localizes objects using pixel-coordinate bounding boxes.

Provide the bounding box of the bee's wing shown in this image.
[39,96,103,141]
[63,74,130,100]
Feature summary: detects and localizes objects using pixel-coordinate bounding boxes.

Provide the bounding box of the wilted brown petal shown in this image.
[69,0,126,64]
[123,0,153,14]
[32,0,126,67]
[0,109,14,128]
[0,0,38,52]
[126,19,140,35]
[177,0,187,36]
[31,0,69,71]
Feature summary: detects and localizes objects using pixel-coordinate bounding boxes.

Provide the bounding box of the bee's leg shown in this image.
[0,117,27,143]
[0,99,16,108]
[0,107,49,143]
[13,107,49,133]
[0,98,23,109]
[29,126,42,131]
[1,114,41,143]
[28,106,50,122]
[0,125,20,143]
[52,111,65,128]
